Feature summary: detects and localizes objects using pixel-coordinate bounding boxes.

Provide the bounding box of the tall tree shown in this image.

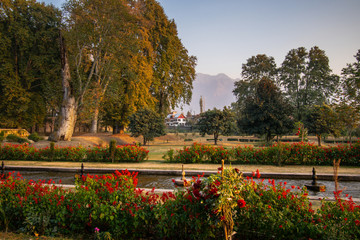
[50,0,155,140]
[196,107,235,145]
[0,0,62,129]
[279,46,340,121]
[305,46,339,106]
[304,104,339,146]
[141,0,196,115]
[335,102,360,144]
[239,77,294,143]
[199,96,204,113]
[128,108,165,146]
[278,47,308,120]
[233,54,277,110]
[341,49,360,109]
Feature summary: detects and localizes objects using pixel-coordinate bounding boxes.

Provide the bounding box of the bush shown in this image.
[28,132,43,142]
[0,169,359,239]
[6,134,30,144]
[0,144,149,162]
[0,131,5,142]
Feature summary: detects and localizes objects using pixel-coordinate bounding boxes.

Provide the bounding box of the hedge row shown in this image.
[0,143,148,162]
[163,142,360,166]
[1,169,359,239]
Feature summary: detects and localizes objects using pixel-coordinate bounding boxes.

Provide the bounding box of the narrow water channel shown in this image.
[7,171,360,199]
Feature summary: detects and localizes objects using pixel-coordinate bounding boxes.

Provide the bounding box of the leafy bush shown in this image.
[6,134,30,144]
[0,169,359,239]
[0,168,360,239]
[163,142,360,166]
[0,144,148,162]
[0,131,5,142]
[28,132,43,142]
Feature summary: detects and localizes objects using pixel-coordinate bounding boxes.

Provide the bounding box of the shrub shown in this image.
[0,131,5,142]
[28,132,43,142]
[6,134,30,144]
[0,169,359,239]
[0,144,148,162]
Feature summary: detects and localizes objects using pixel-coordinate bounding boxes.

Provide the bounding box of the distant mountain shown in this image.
[177,73,238,115]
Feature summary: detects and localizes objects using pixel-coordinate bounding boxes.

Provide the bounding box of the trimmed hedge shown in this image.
[0,143,148,162]
[163,142,360,166]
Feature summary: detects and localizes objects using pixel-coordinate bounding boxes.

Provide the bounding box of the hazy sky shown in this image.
[43,0,360,79]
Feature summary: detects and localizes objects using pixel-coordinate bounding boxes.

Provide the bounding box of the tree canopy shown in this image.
[128,108,165,146]
[238,77,294,143]
[341,49,360,109]
[233,54,277,110]
[0,0,62,128]
[304,104,339,146]
[278,46,340,121]
[196,107,235,145]
[0,0,195,140]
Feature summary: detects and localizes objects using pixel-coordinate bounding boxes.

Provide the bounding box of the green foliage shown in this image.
[1,169,359,239]
[0,144,148,163]
[0,131,4,142]
[163,142,360,166]
[342,49,360,108]
[0,0,62,128]
[334,102,360,144]
[278,46,339,121]
[142,0,197,115]
[239,77,294,143]
[28,133,42,142]
[305,104,340,146]
[128,108,166,146]
[6,134,30,144]
[233,54,277,110]
[197,107,235,145]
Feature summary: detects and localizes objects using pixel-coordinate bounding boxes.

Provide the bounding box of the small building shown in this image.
[165,111,187,126]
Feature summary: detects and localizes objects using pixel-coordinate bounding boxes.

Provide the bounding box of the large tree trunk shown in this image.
[316,134,322,146]
[214,132,218,145]
[49,34,77,142]
[90,103,99,133]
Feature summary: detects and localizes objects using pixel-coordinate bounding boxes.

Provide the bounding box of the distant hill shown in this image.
[177,73,238,114]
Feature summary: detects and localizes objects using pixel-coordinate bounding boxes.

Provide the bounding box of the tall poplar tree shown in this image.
[141,0,196,115]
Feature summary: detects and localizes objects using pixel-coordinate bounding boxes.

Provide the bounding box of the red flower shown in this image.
[237,199,246,208]
[256,169,261,178]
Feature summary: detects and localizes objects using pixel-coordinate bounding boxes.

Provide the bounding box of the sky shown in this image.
[43,0,360,79]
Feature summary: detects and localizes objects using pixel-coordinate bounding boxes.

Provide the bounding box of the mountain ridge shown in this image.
[176,73,238,114]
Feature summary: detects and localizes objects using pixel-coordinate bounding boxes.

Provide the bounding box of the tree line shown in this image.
[0,0,196,141]
[197,47,360,146]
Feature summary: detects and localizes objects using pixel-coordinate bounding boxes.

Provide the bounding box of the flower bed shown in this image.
[163,142,360,166]
[0,143,149,162]
[1,168,359,239]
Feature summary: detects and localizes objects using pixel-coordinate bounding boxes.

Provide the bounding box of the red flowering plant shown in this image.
[69,170,164,239]
[317,191,360,238]
[155,166,246,239]
[234,173,317,239]
[0,171,67,236]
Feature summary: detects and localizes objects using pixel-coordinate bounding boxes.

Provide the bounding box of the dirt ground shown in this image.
[28,132,138,149]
